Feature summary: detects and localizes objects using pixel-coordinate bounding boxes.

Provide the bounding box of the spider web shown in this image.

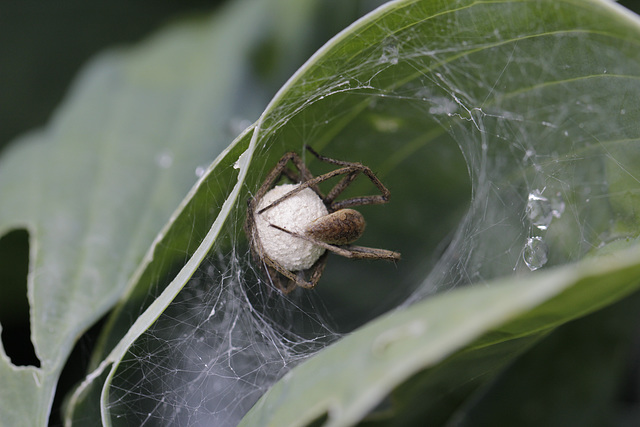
[103,1,640,425]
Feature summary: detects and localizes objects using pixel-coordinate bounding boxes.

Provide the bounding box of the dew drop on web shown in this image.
[526,190,553,230]
[526,190,565,230]
[523,237,549,271]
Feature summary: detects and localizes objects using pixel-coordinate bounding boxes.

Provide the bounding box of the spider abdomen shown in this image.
[306,209,366,245]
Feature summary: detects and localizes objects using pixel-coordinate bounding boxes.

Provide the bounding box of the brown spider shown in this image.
[245,145,401,294]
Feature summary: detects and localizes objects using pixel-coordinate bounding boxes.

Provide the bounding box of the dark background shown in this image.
[0,0,225,154]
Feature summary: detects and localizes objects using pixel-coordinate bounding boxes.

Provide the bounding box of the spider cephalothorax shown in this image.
[245,145,401,294]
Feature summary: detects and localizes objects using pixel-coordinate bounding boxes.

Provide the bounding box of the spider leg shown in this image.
[260,249,326,293]
[323,171,359,207]
[253,152,307,203]
[252,151,334,215]
[328,165,392,210]
[277,272,299,294]
[281,167,301,184]
[270,225,401,261]
[262,256,310,292]
[257,165,356,214]
[282,252,328,292]
[263,263,297,295]
[252,151,328,214]
[246,209,298,293]
[303,251,328,288]
[338,245,401,261]
[305,145,356,167]
[304,145,392,211]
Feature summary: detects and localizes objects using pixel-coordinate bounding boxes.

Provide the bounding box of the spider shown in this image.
[245,145,401,294]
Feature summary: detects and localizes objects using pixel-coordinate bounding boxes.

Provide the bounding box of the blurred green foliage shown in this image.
[0,0,224,153]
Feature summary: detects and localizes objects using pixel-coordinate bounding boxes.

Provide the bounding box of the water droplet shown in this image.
[526,190,555,230]
[523,237,548,271]
[156,151,173,169]
[195,166,206,177]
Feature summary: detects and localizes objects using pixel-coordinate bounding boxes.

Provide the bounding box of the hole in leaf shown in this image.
[50,314,107,427]
[0,228,40,367]
[305,411,329,427]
